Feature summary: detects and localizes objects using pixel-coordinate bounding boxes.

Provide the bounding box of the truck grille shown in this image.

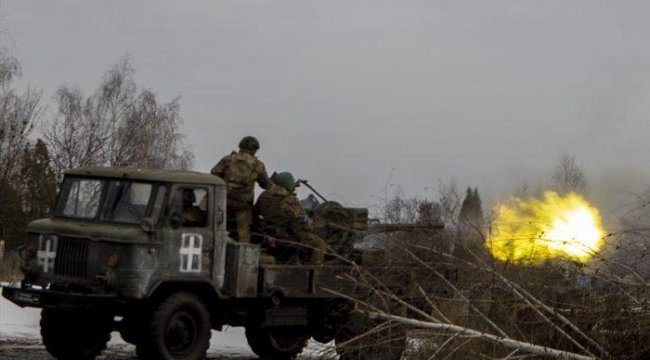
[53,237,89,279]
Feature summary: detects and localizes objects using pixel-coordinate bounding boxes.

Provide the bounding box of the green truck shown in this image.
[2,167,413,360]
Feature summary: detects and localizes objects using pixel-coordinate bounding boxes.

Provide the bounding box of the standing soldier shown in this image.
[211,136,270,243]
[255,172,326,264]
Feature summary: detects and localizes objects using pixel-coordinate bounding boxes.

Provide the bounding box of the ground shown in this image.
[0,284,329,359]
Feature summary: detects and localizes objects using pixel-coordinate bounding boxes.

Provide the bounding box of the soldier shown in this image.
[255,172,326,264]
[180,189,205,227]
[211,136,270,243]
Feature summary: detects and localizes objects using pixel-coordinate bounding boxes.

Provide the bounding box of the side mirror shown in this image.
[140,217,155,233]
[169,211,183,229]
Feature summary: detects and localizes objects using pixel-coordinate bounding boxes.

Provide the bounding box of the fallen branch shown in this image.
[366,311,598,360]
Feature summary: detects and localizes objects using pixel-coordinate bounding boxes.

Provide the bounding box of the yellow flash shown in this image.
[487,191,605,264]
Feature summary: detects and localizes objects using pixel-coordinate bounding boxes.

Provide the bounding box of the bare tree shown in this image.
[44,56,193,176]
[46,86,109,172]
[437,178,463,227]
[552,152,587,195]
[115,90,192,170]
[0,52,42,185]
[381,186,428,224]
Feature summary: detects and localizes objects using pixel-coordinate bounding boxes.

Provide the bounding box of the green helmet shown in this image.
[273,172,296,191]
[239,136,260,152]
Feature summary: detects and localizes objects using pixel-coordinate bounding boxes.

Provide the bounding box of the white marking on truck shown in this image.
[37,236,57,273]
[180,233,202,272]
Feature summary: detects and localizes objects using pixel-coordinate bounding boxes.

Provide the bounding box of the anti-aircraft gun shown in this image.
[2,168,440,360]
[296,180,444,262]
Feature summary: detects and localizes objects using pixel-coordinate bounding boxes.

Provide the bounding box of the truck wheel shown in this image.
[245,325,309,360]
[136,292,211,360]
[335,314,405,360]
[41,309,112,360]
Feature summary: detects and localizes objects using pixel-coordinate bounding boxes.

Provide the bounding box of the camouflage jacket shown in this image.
[255,185,309,238]
[211,150,269,207]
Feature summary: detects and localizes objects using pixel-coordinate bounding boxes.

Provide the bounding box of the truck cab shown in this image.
[13,167,229,299]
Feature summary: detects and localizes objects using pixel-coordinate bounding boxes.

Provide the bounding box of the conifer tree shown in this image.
[0,183,27,250]
[20,139,57,219]
[459,187,483,223]
[459,187,474,222]
[472,187,484,223]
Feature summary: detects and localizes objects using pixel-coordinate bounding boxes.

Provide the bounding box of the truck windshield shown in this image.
[55,177,157,224]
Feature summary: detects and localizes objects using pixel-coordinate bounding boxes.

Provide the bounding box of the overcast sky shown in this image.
[2,0,649,217]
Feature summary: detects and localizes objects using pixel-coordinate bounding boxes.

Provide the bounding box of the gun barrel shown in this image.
[367,223,445,233]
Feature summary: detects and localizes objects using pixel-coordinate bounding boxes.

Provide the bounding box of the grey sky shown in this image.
[2,0,649,216]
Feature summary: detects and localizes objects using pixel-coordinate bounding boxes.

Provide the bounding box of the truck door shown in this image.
[164,185,215,279]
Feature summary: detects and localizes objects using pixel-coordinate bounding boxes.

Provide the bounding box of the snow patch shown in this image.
[0,286,41,340]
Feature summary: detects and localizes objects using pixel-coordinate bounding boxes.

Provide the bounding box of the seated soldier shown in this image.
[255,172,326,265]
[181,189,206,227]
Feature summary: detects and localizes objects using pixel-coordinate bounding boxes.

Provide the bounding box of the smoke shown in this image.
[589,166,649,225]
[583,167,650,277]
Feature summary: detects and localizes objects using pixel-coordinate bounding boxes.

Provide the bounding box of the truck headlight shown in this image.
[107,254,119,268]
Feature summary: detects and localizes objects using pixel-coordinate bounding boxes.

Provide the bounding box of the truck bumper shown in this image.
[2,285,127,311]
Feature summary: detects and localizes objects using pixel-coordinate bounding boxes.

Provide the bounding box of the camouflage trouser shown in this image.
[296,231,326,265]
[227,209,252,243]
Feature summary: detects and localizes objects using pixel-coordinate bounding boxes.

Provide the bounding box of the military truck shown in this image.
[2,167,415,360]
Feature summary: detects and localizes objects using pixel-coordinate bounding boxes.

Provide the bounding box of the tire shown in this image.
[136,292,211,360]
[41,309,112,360]
[245,325,309,360]
[335,314,405,360]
